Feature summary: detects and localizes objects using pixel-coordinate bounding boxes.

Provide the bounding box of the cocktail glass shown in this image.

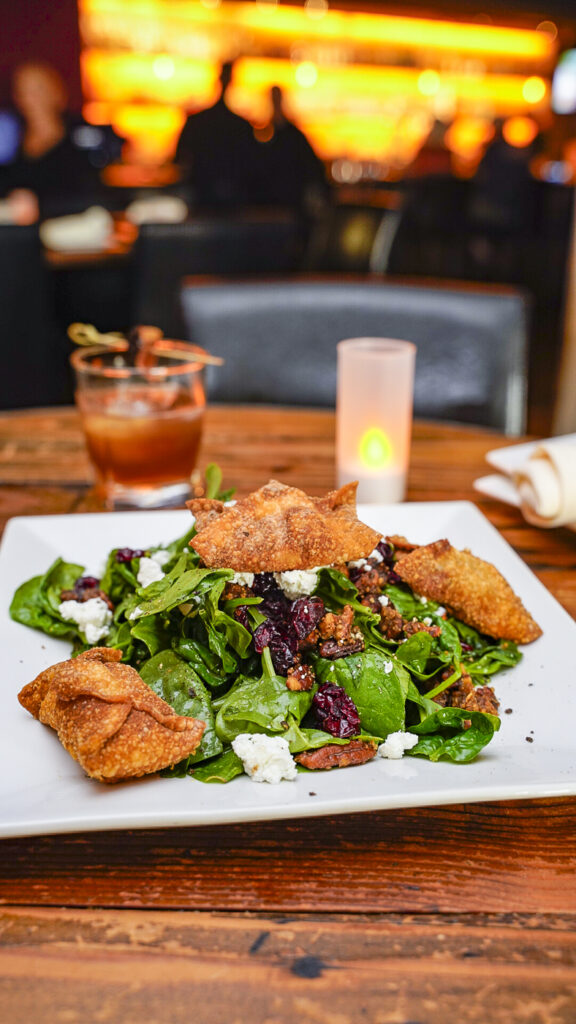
[71,341,207,509]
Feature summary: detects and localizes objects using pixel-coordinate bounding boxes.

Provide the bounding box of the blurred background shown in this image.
[2,0,576,434]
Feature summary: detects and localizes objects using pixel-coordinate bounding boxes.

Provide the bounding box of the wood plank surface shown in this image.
[1,405,575,1021]
[1,799,575,915]
[1,908,575,1024]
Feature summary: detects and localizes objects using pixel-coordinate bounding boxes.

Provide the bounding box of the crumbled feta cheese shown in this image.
[232,733,297,784]
[137,556,166,588]
[383,660,394,674]
[370,546,384,563]
[378,594,389,607]
[436,606,446,617]
[422,617,432,626]
[150,549,170,568]
[418,595,428,605]
[348,558,368,569]
[274,568,320,600]
[377,731,419,760]
[128,605,142,621]
[231,571,255,588]
[58,597,112,644]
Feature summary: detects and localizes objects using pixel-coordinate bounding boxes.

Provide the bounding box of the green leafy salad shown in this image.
[10,474,523,784]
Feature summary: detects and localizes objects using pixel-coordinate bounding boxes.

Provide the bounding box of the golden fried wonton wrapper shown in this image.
[188,479,381,571]
[395,539,541,644]
[18,647,205,783]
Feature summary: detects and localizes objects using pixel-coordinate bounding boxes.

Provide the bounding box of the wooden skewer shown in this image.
[67,323,224,366]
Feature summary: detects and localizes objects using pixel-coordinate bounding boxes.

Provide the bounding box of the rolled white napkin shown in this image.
[125,195,188,225]
[39,206,113,252]
[513,438,576,528]
[473,433,576,530]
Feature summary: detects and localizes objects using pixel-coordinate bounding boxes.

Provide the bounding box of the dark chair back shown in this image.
[0,225,71,410]
[131,214,299,338]
[180,277,528,434]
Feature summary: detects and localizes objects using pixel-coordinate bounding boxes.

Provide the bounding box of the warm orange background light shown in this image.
[503,115,540,147]
[78,0,555,164]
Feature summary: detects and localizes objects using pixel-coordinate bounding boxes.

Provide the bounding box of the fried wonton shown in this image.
[394,539,541,644]
[18,647,205,783]
[187,479,381,572]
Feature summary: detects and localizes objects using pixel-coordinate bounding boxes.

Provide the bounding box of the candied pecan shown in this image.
[286,664,315,691]
[351,565,388,601]
[60,587,114,611]
[295,739,377,770]
[433,674,500,716]
[319,635,364,659]
[359,594,382,615]
[223,583,252,601]
[302,605,365,659]
[379,604,405,640]
[403,618,442,639]
[318,605,355,641]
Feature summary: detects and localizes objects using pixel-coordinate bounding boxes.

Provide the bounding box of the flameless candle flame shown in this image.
[359,427,393,469]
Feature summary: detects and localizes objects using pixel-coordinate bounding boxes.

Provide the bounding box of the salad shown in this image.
[10,475,539,785]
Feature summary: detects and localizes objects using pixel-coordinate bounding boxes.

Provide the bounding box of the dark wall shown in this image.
[0,0,82,111]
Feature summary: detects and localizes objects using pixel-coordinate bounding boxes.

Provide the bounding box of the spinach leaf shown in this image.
[204,462,236,503]
[408,707,500,763]
[100,552,138,605]
[128,561,232,620]
[384,583,439,620]
[199,572,253,663]
[140,650,222,765]
[396,631,436,675]
[130,615,173,657]
[466,643,522,679]
[192,748,244,784]
[449,617,522,680]
[215,648,314,745]
[10,559,85,639]
[175,637,230,689]
[314,647,409,738]
[405,679,442,719]
[281,722,349,753]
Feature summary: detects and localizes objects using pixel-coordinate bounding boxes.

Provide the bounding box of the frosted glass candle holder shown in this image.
[336,337,416,503]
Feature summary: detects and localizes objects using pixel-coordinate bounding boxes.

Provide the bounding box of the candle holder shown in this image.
[336,337,416,503]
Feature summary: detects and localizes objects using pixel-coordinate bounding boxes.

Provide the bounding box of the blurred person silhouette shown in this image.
[407,118,453,179]
[259,86,329,211]
[175,61,259,208]
[0,61,104,217]
[471,117,537,232]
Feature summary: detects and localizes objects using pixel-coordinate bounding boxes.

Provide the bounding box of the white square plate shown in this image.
[1,502,575,838]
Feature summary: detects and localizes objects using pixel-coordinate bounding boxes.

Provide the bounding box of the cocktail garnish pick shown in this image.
[67,323,223,366]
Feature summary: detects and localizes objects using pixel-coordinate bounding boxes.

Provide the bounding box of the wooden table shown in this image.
[1,406,575,1023]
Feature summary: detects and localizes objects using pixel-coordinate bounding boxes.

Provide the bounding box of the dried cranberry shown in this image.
[115,547,147,563]
[253,621,298,675]
[387,569,402,585]
[461,641,474,653]
[75,575,100,592]
[253,620,274,652]
[289,597,325,640]
[348,565,365,585]
[233,605,251,630]
[312,682,361,738]
[376,540,395,565]
[252,573,280,596]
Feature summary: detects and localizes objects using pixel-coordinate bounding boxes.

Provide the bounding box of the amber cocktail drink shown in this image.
[72,342,206,508]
